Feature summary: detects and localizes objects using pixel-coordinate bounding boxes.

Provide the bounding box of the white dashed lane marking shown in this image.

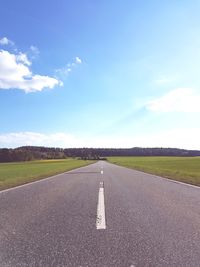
[96,181,106,230]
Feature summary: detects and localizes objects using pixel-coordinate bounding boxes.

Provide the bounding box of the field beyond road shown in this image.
[108,156,200,186]
[0,159,95,191]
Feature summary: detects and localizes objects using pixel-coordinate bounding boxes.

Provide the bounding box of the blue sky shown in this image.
[1,0,200,149]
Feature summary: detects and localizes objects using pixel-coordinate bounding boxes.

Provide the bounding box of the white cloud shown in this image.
[55,66,71,76]
[30,45,40,58]
[30,45,39,54]
[56,56,82,77]
[130,128,200,150]
[75,56,82,64]
[0,37,14,46]
[146,88,200,112]
[1,129,200,150]
[0,132,82,148]
[0,49,62,92]
[16,52,31,66]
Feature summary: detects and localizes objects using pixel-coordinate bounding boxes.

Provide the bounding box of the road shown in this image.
[0,161,200,267]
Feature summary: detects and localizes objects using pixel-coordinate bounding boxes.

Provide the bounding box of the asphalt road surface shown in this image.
[1,161,200,267]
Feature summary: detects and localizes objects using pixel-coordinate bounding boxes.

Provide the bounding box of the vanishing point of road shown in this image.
[0,161,200,266]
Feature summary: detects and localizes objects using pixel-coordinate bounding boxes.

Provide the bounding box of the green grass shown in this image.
[108,156,200,186]
[0,159,95,191]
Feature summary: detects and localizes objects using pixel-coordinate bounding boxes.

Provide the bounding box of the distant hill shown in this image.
[0,146,200,162]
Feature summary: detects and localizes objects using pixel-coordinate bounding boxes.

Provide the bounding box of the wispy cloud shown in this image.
[75,56,82,64]
[146,88,200,112]
[0,37,14,46]
[56,56,82,77]
[0,43,62,92]
[0,132,82,148]
[129,128,200,150]
[29,45,40,58]
[16,52,31,66]
[1,129,200,149]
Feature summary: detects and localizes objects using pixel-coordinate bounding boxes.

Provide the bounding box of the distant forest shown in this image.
[0,146,200,162]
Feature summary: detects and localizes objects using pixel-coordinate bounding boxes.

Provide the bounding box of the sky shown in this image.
[0,0,200,149]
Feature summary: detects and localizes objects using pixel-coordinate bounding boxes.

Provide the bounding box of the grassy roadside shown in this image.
[108,156,200,186]
[0,159,95,191]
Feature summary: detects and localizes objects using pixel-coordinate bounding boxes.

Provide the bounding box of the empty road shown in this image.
[0,161,200,266]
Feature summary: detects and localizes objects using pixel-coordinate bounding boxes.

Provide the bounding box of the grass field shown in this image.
[108,156,200,186]
[0,159,95,191]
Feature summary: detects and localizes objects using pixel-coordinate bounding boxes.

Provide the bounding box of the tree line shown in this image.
[0,146,200,162]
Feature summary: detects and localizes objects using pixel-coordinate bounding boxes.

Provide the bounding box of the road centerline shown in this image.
[96,181,106,230]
